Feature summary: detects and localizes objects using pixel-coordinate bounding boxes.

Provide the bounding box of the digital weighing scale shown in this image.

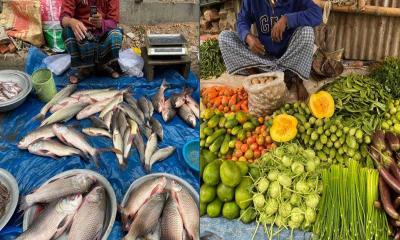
[142,34,191,81]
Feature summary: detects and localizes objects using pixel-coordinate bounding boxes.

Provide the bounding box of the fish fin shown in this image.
[94,228,103,240]
[29,113,45,124]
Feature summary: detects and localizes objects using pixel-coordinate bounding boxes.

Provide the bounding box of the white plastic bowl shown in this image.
[22,169,117,240]
[0,70,32,112]
[0,168,19,231]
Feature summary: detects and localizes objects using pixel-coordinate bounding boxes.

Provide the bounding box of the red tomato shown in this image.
[235,149,243,158]
[256,136,264,145]
[240,144,248,153]
[235,141,243,149]
[265,136,273,145]
[250,143,258,151]
[254,150,261,158]
[244,149,254,159]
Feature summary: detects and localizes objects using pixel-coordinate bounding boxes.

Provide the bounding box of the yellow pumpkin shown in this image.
[309,91,335,119]
[270,114,298,142]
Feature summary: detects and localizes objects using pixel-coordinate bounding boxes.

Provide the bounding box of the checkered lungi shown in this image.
[218,27,315,80]
[63,27,123,69]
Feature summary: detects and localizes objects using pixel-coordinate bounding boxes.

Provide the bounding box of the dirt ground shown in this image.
[120,22,200,76]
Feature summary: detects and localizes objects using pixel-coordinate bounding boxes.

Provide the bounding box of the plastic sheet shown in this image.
[201,217,312,240]
[0,47,199,239]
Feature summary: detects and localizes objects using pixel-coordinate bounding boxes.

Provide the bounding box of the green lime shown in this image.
[217,183,235,202]
[238,177,253,189]
[203,160,221,186]
[200,184,216,203]
[236,162,249,176]
[220,161,241,187]
[235,187,252,210]
[222,202,240,219]
[207,198,223,218]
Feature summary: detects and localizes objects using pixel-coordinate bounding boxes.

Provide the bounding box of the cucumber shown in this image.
[204,127,214,136]
[231,126,242,136]
[208,115,220,128]
[210,136,225,153]
[219,117,227,128]
[220,135,231,155]
[206,129,227,145]
[225,119,238,129]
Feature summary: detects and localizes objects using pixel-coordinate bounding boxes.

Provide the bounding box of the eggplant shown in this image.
[390,157,400,181]
[395,197,400,209]
[379,166,400,194]
[373,130,387,152]
[379,176,400,219]
[386,132,400,152]
[390,219,400,227]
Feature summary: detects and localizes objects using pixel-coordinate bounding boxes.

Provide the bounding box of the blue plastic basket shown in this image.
[183,140,200,172]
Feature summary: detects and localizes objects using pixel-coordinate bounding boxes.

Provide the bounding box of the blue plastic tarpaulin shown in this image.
[0,47,199,239]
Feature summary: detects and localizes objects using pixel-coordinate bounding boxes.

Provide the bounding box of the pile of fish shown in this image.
[17,174,107,240]
[0,181,10,218]
[152,80,199,128]
[121,177,199,240]
[0,81,22,102]
[18,83,185,171]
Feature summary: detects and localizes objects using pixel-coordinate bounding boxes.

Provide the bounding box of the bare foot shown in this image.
[296,78,309,101]
[69,68,91,84]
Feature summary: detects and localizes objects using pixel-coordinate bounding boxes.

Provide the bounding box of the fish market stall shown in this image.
[0,46,200,239]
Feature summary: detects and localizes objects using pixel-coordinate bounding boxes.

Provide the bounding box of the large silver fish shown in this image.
[82,127,112,138]
[17,194,83,240]
[152,80,167,113]
[40,103,87,127]
[186,95,200,119]
[148,98,154,119]
[121,176,167,231]
[160,98,176,123]
[32,84,77,121]
[123,126,134,160]
[68,186,106,240]
[103,111,114,130]
[70,88,111,99]
[50,97,79,113]
[170,181,200,240]
[178,104,197,128]
[138,97,150,120]
[76,98,114,120]
[27,139,84,159]
[18,125,55,149]
[144,133,158,169]
[20,174,94,210]
[150,117,163,141]
[99,94,123,119]
[139,124,152,139]
[146,146,176,173]
[124,93,145,123]
[123,193,167,240]
[77,89,122,103]
[133,130,145,164]
[118,103,145,127]
[118,111,129,136]
[52,124,107,166]
[171,88,192,108]
[161,196,184,240]
[112,128,125,169]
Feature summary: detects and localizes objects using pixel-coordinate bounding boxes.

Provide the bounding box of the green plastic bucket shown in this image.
[31,69,57,102]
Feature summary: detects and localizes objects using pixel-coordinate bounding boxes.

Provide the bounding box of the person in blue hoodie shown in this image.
[219,0,322,100]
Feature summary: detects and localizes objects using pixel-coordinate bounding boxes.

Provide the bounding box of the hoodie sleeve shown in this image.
[236,0,254,43]
[285,0,322,29]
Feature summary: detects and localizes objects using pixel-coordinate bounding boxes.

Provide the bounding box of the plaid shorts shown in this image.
[63,27,123,69]
[218,27,315,80]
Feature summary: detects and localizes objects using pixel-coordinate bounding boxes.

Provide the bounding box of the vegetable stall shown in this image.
[199,57,400,239]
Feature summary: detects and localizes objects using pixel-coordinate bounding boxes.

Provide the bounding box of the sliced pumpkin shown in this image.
[309,91,335,119]
[270,114,298,142]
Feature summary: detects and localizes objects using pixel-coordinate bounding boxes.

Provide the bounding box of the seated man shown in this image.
[219,0,322,100]
[60,0,123,83]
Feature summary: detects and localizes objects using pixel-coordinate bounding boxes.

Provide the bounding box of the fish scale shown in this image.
[68,186,106,240]
[123,193,167,240]
[161,196,185,240]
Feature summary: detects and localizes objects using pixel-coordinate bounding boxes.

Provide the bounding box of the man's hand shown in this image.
[70,18,87,41]
[245,34,265,56]
[271,16,287,42]
[89,13,102,29]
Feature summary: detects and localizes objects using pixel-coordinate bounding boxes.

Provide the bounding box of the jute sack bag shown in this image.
[243,71,288,117]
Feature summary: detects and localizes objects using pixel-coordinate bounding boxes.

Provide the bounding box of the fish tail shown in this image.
[25,113,44,126]
[19,196,30,212]
[119,160,127,170]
